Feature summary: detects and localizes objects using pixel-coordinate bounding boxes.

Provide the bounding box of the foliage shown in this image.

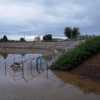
[20,37,26,42]
[43,34,52,41]
[64,27,72,39]
[51,36,100,70]
[72,27,80,39]
[64,27,80,39]
[0,35,8,42]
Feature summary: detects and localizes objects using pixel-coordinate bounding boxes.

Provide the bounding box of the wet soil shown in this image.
[71,54,100,82]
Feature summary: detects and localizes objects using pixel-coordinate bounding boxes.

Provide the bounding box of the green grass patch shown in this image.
[51,36,100,70]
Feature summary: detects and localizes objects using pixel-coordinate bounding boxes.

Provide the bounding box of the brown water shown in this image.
[0,54,100,100]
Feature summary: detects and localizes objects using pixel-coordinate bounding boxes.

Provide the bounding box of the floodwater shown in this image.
[0,53,100,100]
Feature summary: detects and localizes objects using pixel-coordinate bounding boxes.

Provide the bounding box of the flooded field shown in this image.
[0,53,100,100]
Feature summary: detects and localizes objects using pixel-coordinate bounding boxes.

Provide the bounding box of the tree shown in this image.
[20,37,26,42]
[43,34,52,41]
[72,27,80,39]
[64,27,80,39]
[1,35,8,42]
[64,27,72,39]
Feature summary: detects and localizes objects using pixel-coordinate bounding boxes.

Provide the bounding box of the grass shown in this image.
[51,36,100,70]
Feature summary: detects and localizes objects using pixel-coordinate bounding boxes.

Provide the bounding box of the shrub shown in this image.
[0,35,8,42]
[51,36,100,70]
[43,34,52,41]
[20,37,26,42]
[64,27,80,39]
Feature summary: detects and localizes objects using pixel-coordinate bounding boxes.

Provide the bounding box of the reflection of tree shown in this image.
[1,53,8,76]
[1,53,8,59]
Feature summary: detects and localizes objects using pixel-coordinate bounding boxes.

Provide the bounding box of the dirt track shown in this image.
[0,41,80,55]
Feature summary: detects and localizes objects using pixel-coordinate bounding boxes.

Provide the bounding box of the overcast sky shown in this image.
[0,0,100,36]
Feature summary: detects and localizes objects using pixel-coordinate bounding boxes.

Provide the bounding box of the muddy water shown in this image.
[0,54,100,100]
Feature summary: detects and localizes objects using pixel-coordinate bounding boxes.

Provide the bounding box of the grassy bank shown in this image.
[51,36,100,70]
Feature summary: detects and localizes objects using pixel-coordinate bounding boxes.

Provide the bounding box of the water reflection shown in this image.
[1,53,8,59]
[0,53,8,76]
[0,53,48,81]
[0,54,100,100]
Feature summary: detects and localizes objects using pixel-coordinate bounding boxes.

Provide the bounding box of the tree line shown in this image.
[0,35,26,42]
[0,27,95,42]
[43,27,81,41]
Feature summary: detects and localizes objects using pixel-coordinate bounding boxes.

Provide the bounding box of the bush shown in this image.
[0,35,8,42]
[20,37,26,42]
[43,34,52,41]
[51,36,100,70]
[64,27,80,39]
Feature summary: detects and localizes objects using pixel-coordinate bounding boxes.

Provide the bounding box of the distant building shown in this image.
[34,36,41,41]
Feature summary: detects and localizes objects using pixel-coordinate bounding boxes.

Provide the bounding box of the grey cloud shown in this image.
[0,0,100,35]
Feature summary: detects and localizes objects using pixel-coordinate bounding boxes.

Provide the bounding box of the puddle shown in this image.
[0,53,47,81]
[0,53,100,100]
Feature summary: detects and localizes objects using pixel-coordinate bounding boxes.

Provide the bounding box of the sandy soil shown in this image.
[55,71,100,94]
[71,54,100,81]
[54,54,100,94]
